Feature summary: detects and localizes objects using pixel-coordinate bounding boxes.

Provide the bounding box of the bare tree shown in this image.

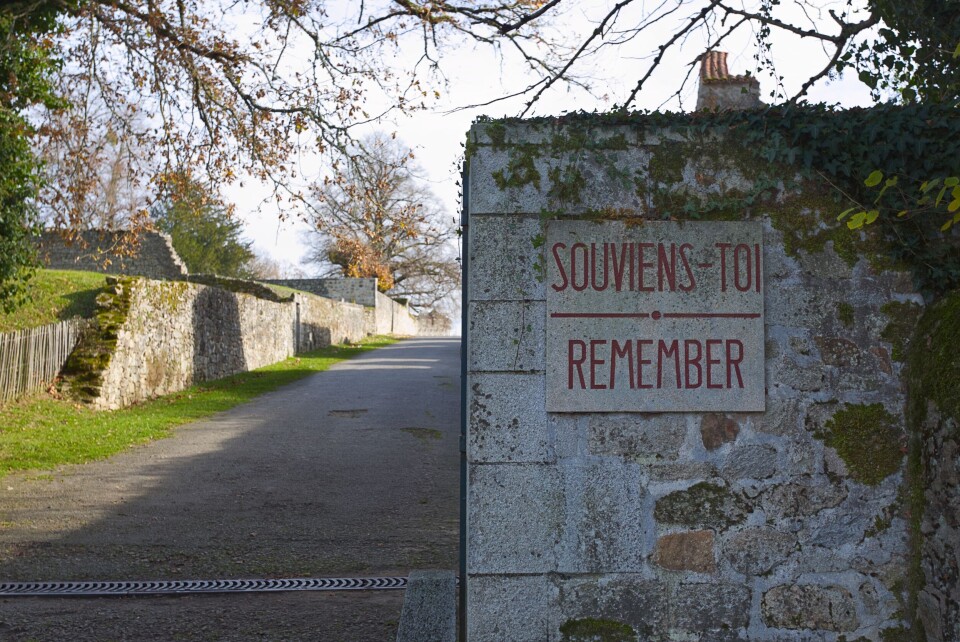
[304,133,460,310]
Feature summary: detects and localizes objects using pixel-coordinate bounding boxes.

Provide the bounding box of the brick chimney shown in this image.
[695,51,763,111]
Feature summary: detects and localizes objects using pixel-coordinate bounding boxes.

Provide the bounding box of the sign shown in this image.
[546,220,765,412]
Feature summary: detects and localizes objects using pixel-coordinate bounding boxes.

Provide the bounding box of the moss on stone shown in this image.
[838,302,855,328]
[815,403,904,486]
[654,481,749,529]
[881,301,922,361]
[560,618,635,642]
[60,276,137,403]
[187,274,294,303]
[492,144,541,191]
[547,165,587,205]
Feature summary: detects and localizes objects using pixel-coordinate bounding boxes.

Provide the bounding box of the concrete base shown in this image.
[396,570,457,642]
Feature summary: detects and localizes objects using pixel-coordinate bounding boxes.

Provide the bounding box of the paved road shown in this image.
[0,337,461,641]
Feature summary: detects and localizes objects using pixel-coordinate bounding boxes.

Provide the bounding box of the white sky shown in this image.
[232,1,878,275]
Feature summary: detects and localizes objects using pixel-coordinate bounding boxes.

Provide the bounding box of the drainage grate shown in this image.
[0,576,408,598]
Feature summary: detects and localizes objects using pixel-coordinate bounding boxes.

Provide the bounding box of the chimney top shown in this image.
[696,51,763,111]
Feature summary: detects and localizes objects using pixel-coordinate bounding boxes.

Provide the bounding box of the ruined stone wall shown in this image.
[465,118,920,640]
[416,310,453,336]
[264,278,378,306]
[68,277,367,409]
[36,230,188,279]
[374,291,419,336]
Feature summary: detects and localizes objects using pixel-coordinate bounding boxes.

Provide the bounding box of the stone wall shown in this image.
[910,294,960,642]
[37,230,188,279]
[464,117,920,640]
[416,310,453,336]
[65,276,367,409]
[264,278,378,306]
[374,291,419,336]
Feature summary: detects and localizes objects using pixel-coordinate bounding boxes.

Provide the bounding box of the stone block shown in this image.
[555,575,667,638]
[468,301,545,372]
[468,464,563,573]
[721,444,778,481]
[761,584,859,632]
[700,414,739,450]
[559,460,648,573]
[395,570,456,642]
[670,583,751,631]
[649,461,717,481]
[654,530,716,572]
[588,414,685,462]
[755,397,802,437]
[467,215,545,302]
[722,528,796,575]
[654,482,750,530]
[469,374,553,463]
[761,479,847,519]
[468,574,556,642]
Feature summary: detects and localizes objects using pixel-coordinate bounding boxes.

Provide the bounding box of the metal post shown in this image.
[459,157,470,641]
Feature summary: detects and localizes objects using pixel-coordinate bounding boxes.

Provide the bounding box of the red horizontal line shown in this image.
[551,312,650,319]
[664,312,761,319]
[550,312,761,319]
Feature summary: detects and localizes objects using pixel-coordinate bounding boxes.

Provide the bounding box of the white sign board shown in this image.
[546,220,765,412]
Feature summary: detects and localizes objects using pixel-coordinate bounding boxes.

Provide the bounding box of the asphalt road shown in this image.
[0,337,461,641]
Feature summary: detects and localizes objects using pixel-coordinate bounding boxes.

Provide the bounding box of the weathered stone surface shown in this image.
[588,415,685,462]
[814,336,861,367]
[762,479,847,518]
[721,444,778,480]
[469,374,553,463]
[654,482,750,530]
[701,414,739,450]
[755,397,802,436]
[467,215,545,301]
[468,464,562,573]
[722,528,796,575]
[37,230,187,279]
[468,575,556,642]
[671,583,751,631]
[468,301,545,372]
[560,461,648,572]
[761,584,859,632]
[649,461,717,481]
[654,531,716,572]
[555,576,667,638]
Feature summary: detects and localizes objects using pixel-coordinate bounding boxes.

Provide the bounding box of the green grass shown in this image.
[0,269,109,333]
[0,336,398,476]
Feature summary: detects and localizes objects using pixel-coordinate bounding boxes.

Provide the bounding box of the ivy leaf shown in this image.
[847,211,867,229]
[949,199,960,213]
[921,178,941,193]
[942,219,953,232]
[837,207,857,221]
[865,209,880,225]
[937,186,949,207]
[954,42,960,59]
[946,176,959,187]
[896,210,909,217]
[864,170,884,187]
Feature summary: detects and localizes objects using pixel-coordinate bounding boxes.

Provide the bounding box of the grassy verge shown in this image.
[0,269,108,333]
[0,336,398,476]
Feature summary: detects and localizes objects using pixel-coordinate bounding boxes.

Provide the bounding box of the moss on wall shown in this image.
[60,276,137,402]
[560,618,636,642]
[814,403,904,486]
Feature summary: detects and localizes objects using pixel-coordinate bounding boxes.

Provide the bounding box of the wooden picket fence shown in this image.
[0,319,90,403]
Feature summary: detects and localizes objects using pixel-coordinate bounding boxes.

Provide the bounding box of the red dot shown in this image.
[652,311,662,320]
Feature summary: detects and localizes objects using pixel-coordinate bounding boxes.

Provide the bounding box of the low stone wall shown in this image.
[375,291,418,335]
[264,278,378,306]
[37,230,188,280]
[416,310,453,336]
[63,276,367,409]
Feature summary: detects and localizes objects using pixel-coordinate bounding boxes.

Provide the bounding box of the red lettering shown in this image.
[657,340,681,388]
[590,340,607,389]
[658,243,676,291]
[754,243,762,293]
[706,339,723,389]
[551,243,569,292]
[610,340,633,390]
[716,242,732,292]
[684,340,702,388]
[636,339,653,389]
[637,243,655,292]
[678,243,696,292]
[571,243,589,291]
[734,243,752,292]
[610,243,629,291]
[727,340,745,388]
[568,339,586,389]
[591,243,609,291]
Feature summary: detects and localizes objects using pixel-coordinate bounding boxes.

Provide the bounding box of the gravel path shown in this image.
[0,337,461,641]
